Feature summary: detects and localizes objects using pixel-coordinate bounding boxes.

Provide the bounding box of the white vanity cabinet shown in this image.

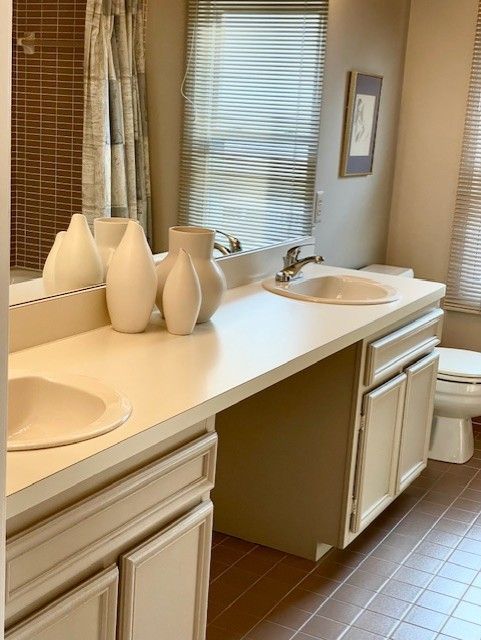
[213,307,443,560]
[349,310,442,536]
[351,348,440,534]
[5,422,217,640]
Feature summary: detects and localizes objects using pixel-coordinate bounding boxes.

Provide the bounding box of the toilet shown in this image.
[360,264,415,278]
[430,348,481,464]
[362,263,481,464]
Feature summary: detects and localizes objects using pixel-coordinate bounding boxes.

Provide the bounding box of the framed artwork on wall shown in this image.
[340,71,383,177]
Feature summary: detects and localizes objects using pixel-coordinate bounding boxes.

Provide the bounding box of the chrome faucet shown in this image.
[214,230,243,256]
[275,245,324,282]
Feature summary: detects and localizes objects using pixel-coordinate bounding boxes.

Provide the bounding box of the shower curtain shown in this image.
[82,0,152,245]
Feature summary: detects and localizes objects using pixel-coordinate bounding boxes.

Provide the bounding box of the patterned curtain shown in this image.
[82,0,152,245]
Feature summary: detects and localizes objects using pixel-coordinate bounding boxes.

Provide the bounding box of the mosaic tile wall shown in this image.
[11,0,86,269]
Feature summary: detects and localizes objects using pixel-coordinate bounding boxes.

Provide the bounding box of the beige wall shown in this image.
[315,0,411,267]
[387,0,479,349]
[0,0,12,631]
[146,0,411,259]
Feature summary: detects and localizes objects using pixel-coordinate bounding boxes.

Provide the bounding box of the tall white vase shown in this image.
[156,226,226,323]
[106,220,157,334]
[94,217,130,279]
[42,231,66,295]
[55,214,104,292]
[163,249,201,336]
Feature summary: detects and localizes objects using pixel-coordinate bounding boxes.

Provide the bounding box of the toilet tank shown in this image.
[360,264,414,278]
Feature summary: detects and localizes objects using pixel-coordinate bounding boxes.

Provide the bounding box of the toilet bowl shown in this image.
[430,347,481,464]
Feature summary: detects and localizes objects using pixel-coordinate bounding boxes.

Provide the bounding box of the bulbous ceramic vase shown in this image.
[156,226,226,323]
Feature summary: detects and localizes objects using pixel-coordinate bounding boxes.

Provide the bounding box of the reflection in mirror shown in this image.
[9,0,327,305]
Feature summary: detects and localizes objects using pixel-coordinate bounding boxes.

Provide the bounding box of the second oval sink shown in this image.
[263,274,399,305]
[8,372,132,451]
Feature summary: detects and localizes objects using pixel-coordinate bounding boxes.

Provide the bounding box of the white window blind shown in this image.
[446,4,481,313]
[179,0,329,252]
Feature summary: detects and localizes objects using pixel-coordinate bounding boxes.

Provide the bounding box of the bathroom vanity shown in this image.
[5,419,216,638]
[5,265,445,639]
[214,306,442,558]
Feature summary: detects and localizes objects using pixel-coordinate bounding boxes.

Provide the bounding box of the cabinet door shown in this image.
[351,374,407,534]
[398,351,439,493]
[118,501,213,640]
[5,567,118,640]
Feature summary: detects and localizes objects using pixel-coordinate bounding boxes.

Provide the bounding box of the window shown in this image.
[446,4,481,312]
[179,0,329,252]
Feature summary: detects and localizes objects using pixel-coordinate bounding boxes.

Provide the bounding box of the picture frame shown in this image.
[340,71,383,177]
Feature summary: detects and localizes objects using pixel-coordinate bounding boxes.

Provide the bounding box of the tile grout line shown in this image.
[376,468,481,639]
[295,464,464,640]
[209,549,291,629]
[210,542,262,586]
[319,465,481,640]
[241,463,480,640]
[352,465,481,640]
[208,440,481,639]
[233,465,451,639]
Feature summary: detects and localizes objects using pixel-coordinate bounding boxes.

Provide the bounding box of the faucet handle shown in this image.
[284,243,314,267]
[215,230,242,254]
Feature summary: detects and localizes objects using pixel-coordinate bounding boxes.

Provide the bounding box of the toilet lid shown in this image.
[437,347,481,382]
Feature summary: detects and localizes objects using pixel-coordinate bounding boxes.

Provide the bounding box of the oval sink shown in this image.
[263,274,399,305]
[8,372,132,451]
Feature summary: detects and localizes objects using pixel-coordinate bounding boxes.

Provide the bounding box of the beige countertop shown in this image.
[7,265,445,517]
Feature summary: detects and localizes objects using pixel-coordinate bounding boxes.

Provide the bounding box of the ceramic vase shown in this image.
[54,214,104,292]
[163,249,201,335]
[42,231,66,294]
[156,226,226,323]
[94,217,130,279]
[106,220,157,333]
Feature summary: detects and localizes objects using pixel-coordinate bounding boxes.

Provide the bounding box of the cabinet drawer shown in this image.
[365,309,443,386]
[6,432,217,624]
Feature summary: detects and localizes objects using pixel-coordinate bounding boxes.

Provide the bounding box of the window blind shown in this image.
[178,0,329,252]
[446,4,481,313]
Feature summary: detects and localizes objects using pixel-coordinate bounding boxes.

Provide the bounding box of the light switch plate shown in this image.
[313,190,325,223]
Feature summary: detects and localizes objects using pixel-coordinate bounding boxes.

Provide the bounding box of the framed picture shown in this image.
[340,71,383,177]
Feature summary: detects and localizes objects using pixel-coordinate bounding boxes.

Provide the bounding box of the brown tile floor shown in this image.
[207,431,481,639]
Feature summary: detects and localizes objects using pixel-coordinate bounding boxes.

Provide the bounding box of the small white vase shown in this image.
[163,249,201,336]
[94,217,130,279]
[156,226,226,323]
[55,214,104,292]
[42,231,66,294]
[106,220,157,333]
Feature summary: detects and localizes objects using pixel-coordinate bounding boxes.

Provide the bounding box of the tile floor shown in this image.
[207,431,481,639]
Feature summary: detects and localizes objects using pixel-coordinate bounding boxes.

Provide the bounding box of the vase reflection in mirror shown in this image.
[42,231,66,295]
[94,218,130,279]
[106,220,157,334]
[156,226,226,323]
[42,214,103,295]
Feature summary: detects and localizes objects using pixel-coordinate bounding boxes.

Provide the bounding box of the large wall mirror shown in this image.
[9,0,327,306]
